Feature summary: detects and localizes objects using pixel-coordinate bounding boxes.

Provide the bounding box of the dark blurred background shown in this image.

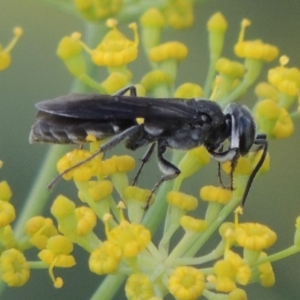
[1,0,300,299]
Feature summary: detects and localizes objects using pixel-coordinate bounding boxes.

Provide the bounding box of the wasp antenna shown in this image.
[47,149,103,190]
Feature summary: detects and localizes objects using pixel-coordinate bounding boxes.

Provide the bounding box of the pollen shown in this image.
[168,266,205,300]
[89,241,122,275]
[200,186,232,205]
[0,249,29,287]
[235,223,277,251]
[167,191,198,211]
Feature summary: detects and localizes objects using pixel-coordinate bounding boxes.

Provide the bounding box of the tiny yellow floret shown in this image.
[167,191,198,211]
[0,200,15,227]
[0,181,12,202]
[200,186,232,204]
[90,21,139,67]
[149,42,188,63]
[180,215,208,232]
[125,273,155,299]
[140,8,165,27]
[0,27,23,71]
[107,219,151,258]
[174,83,203,98]
[75,206,97,236]
[89,241,122,275]
[257,253,275,287]
[207,12,228,32]
[168,266,205,300]
[123,186,152,203]
[163,0,194,29]
[235,223,277,251]
[0,249,29,287]
[51,195,76,219]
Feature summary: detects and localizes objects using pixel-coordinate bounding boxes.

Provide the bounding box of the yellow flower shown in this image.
[57,32,86,78]
[272,108,294,138]
[38,235,75,287]
[25,216,58,250]
[75,206,97,236]
[75,0,122,21]
[163,0,194,29]
[257,253,275,287]
[140,69,173,92]
[0,249,29,287]
[57,149,102,182]
[200,186,232,205]
[105,213,151,258]
[0,200,15,227]
[235,223,277,251]
[149,42,188,63]
[180,215,208,232]
[213,251,251,292]
[167,191,198,211]
[168,266,205,300]
[0,181,12,202]
[216,58,246,78]
[0,27,23,71]
[125,273,155,300]
[174,83,203,98]
[78,180,113,203]
[89,241,122,275]
[234,19,278,62]
[88,20,139,68]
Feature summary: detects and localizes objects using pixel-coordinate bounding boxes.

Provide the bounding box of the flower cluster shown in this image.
[1,2,300,300]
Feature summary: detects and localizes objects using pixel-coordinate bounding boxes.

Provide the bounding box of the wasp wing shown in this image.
[35,94,198,121]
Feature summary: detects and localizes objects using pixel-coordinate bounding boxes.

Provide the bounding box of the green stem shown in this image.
[14,144,69,239]
[252,245,300,266]
[90,274,126,300]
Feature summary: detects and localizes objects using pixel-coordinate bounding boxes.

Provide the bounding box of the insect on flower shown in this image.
[29,86,268,206]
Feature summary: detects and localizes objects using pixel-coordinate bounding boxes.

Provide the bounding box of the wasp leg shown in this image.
[241,135,268,206]
[48,125,142,190]
[114,85,137,96]
[132,143,155,186]
[144,141,180,210]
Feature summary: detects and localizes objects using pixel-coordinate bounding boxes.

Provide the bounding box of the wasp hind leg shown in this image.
[144,141,180,210]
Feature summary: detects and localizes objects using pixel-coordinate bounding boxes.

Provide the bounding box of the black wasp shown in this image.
[30,86,268,206]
